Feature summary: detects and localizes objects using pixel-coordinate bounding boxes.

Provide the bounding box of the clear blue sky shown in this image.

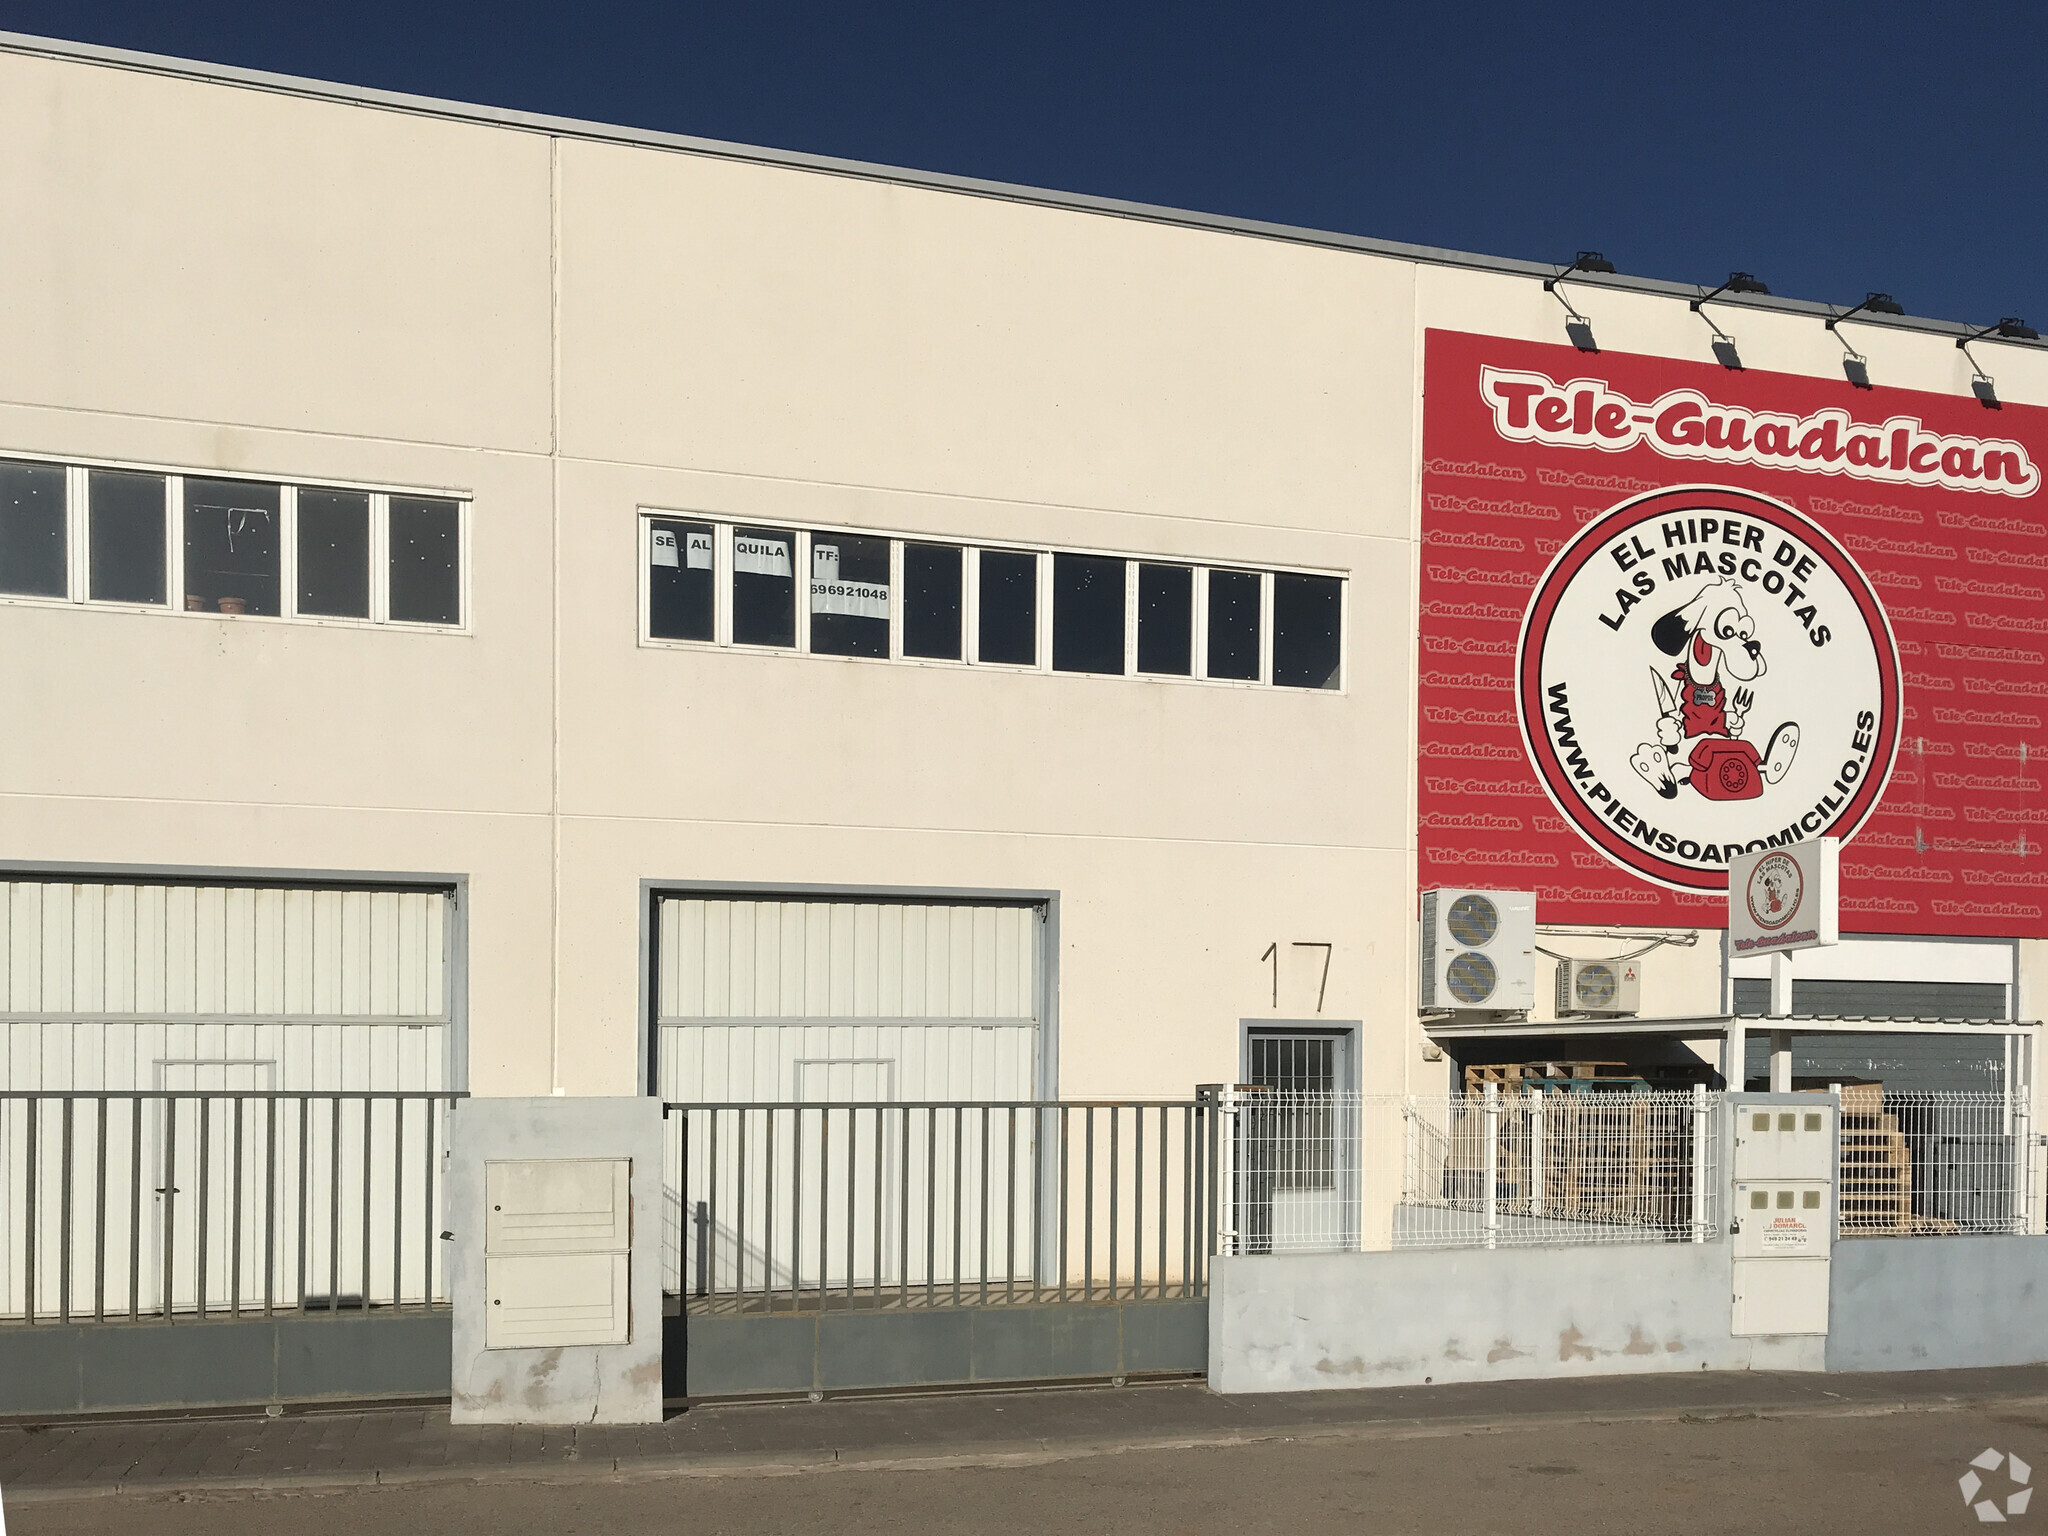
[5,1,2042,329]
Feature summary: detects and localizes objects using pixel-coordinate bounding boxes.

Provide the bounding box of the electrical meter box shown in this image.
[448,1097,663,1425]
[1727,1096,1836,1337]
[483,1158,632,1350]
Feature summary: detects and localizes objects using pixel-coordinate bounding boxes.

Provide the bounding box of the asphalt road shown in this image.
[11,1394,2042,1536]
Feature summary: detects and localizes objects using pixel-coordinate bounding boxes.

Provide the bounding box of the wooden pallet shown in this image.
[1438,1093,1692,1227]
[1462,1061,1635,1093]
[1801,1085,1963,1235]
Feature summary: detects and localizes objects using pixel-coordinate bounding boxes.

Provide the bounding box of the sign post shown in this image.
[1729,838,1840,1090]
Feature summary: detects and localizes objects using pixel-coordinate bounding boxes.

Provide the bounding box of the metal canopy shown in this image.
[1424,1013,2041,1040]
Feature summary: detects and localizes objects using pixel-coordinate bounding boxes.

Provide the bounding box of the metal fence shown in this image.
[1836,1087,2036,1237]
[1217,1085,2048,1254]
[14,1084,2028,1331]
[1219,1086,1722,1254]
[1,1091,458,1324]
[662,1099,1219,1312]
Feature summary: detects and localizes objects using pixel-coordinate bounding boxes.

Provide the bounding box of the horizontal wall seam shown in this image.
[0,790,550,820]
[660,1016,1035,1029]
[575,811,1390,854]
[0,1012,449,1027]
[0,406,1413,551]
[0,796,1395,854]
[0,392,551,464]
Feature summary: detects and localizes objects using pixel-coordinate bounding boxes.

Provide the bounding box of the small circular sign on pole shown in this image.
[1728,838,1839,956]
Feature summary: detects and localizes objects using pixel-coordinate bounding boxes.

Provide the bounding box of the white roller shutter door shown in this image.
[656,897,1043,1103]
[0,880,452,1092]
[0,878,455,1322]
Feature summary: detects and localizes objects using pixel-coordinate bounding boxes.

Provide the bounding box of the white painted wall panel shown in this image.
[0,882,452,1093]
[656,896,1042,1108]
[658,898,1038,1024]
[0,883,446,1023]
[0,1019,448,1092]
[657,1022,1036,1104]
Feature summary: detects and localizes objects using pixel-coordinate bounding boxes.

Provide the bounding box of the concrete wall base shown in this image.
[673,1298,1206,1398]
[0,1311,452,1418]
[1208,1245,1828,1394]
[1828,1235,2048,1372]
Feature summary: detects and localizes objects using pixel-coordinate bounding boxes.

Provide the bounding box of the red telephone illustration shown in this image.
[1687,737,1764,800]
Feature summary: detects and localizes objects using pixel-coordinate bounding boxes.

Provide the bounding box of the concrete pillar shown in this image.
[1722,1020,1747,1092]
[1770,951,1794,1016]
[446,1097,666,1424]
[1767,949,1794,1092]
[1770,1031,1793,1093]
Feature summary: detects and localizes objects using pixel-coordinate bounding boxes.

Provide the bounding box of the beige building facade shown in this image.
[2,33,2043,1114]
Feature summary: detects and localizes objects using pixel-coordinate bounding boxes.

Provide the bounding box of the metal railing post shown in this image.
[2015,1085,2033,1236]
[1213,1085,1237,1258]
[1691,1083,1709,1244]
[1482,1082,1500,1251]
[1528,1087,1545,1221]
[24,1098,39,1324]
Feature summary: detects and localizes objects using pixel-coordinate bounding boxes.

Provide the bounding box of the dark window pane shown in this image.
[90,471,166,605]
[976,549,1037,666]
[732,526,795,647]
[0,460,67,598]
[810,532,890,658]
[1207,568,1261,681]
[184,479,281,616]
[389,497,461,625]
[903,543,962,660]
[296,489,370,618]
[649,518,714,642]
[1274,573,1342,690]
[1137,563,1193,676]
[1053,553,1126,675]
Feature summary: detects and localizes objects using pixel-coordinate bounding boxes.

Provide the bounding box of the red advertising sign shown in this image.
[1420,328,2048,937]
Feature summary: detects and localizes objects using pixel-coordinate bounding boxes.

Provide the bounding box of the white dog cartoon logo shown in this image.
[1629,579,1800,801]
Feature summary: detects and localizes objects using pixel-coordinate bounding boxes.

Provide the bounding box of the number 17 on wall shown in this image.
[1260,942,1331,1012]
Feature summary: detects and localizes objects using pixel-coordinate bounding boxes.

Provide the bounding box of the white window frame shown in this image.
[1133,559,1200,681]
[962,544,1047,673]
[722,521,801,653]
[634,507,1344,694]
[0,451,469,634]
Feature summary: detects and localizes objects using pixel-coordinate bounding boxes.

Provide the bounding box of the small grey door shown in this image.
[1241,1027,1357,1253]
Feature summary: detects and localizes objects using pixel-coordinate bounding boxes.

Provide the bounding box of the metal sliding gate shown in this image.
[2,1089,461,1323]
[663,1097,1219,1312]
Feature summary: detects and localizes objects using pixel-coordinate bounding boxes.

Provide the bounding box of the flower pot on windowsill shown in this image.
[185,594,207,611]
[217,596,248,615]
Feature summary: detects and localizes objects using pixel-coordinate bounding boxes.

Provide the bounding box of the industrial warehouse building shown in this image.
[3,31,2046,1418]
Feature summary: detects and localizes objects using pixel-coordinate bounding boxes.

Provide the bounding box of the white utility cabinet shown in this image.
[1729,1097,1835,1337]
[483,1158,632,1349]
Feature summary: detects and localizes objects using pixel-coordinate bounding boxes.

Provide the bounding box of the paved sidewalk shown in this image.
[6,1364,2048,1505]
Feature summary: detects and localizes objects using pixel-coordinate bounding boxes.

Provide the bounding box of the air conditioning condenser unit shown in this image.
[1554,956,1643,1018]
[1420,889,1535,1014]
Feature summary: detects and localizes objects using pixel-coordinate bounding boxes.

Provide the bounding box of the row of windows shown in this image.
[0,458,466,627]
[641,517,1345,689]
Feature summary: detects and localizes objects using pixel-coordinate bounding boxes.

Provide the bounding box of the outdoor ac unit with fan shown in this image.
[1419,889,1535,1014]
[1554,955,1642,1017]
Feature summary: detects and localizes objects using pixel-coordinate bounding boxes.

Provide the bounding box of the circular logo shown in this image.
[1517,485,1900,894]
[1959,1447,2033,1521]
[1745,852,1804,930]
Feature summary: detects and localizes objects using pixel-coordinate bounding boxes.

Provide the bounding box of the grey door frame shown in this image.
[1238,1020,1362,1093]
[1237,1020,1362,1252]
[638,879,1060,1101]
